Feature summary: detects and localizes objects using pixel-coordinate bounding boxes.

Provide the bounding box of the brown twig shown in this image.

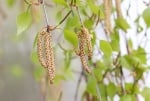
[42,0,49,27]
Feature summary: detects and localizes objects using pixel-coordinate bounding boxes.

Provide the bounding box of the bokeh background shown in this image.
[0,0,150,101]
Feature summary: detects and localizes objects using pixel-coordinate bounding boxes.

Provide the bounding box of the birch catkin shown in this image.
[44,31,55,84]
[37,28,55,84]
[37,29,47,68]
[81,27,93,59]
[76,30,92,73]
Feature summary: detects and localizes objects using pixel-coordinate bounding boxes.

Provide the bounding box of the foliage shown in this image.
[12,0,150,101]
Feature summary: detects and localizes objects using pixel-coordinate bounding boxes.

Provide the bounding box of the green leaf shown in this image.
[128,39,133,50]
[91,32,96,45]
[84,19,94,29]
[125,83,133,94]
[6,0,16,7]
[33,66,44,81]
[100,40,112,57]
[135,67,145,80]
[63,68,73,79]
[56,10,62,21]
[64,30,78,48]
[99,84,107,101]
[52,0,67,7]
[121,54,140,69]
[86,76,97,96]
[64,51,72,69]
[120,95,136,101]
[137,24,144,32]
[132,47,146,64]
[115,17,130,32]
[11,33,26,42]
[110,31,120,51]
[120,47,146,69]
[103,56,112,68]
[135,16,144,33]
[33,33,38,48]
[99,5,105,19]
[54,74,66,84]
[106,83,117,100]
[17,12,32,35]
[120,55,134,69]
[31,51,39,64]
[141,87,150,101]
[56,67,73,82]
[125,83,139,94]
[142,7,150,27]
[65,16,80,29]
[96,61,107,70]
[88,2,99,15]
[120,51,146,70]
[11,65,23,78]
[93,62,105,81]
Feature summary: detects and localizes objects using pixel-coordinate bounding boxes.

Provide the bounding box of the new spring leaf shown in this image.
[17,12,31,35]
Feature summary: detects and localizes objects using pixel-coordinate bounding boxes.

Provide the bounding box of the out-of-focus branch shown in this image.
[104,0,112,35]
[40,73,48,101]
[74,69,83,101]
[57,91,63,101]
[0,4,7,18]
[115,0,122,17]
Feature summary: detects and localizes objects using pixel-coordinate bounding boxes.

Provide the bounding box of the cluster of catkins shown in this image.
[37,27,93,84]
[37,28,55,84]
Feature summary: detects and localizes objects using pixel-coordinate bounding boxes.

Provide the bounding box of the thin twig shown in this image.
[55,10,72,28]
[76,6,84,27]
[42,0,49,27]
[45,2,53,7]
[24,0,31,5]
[70,0,74,5]
[119,66,126,95]
[74,69,83,101]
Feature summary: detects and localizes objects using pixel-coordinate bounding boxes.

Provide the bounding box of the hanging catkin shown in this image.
[44,31,55,84]
[37,28,55,84]
[104,0,112,34]
[81,27,93,59]
[37,29,47,68]
[76,30,91,73]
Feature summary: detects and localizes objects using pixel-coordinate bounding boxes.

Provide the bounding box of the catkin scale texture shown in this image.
[37,29,47,68]
[37,28,55,84]
[44,32,55,84]
[77,31,91,73]
[81,27,93,59]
